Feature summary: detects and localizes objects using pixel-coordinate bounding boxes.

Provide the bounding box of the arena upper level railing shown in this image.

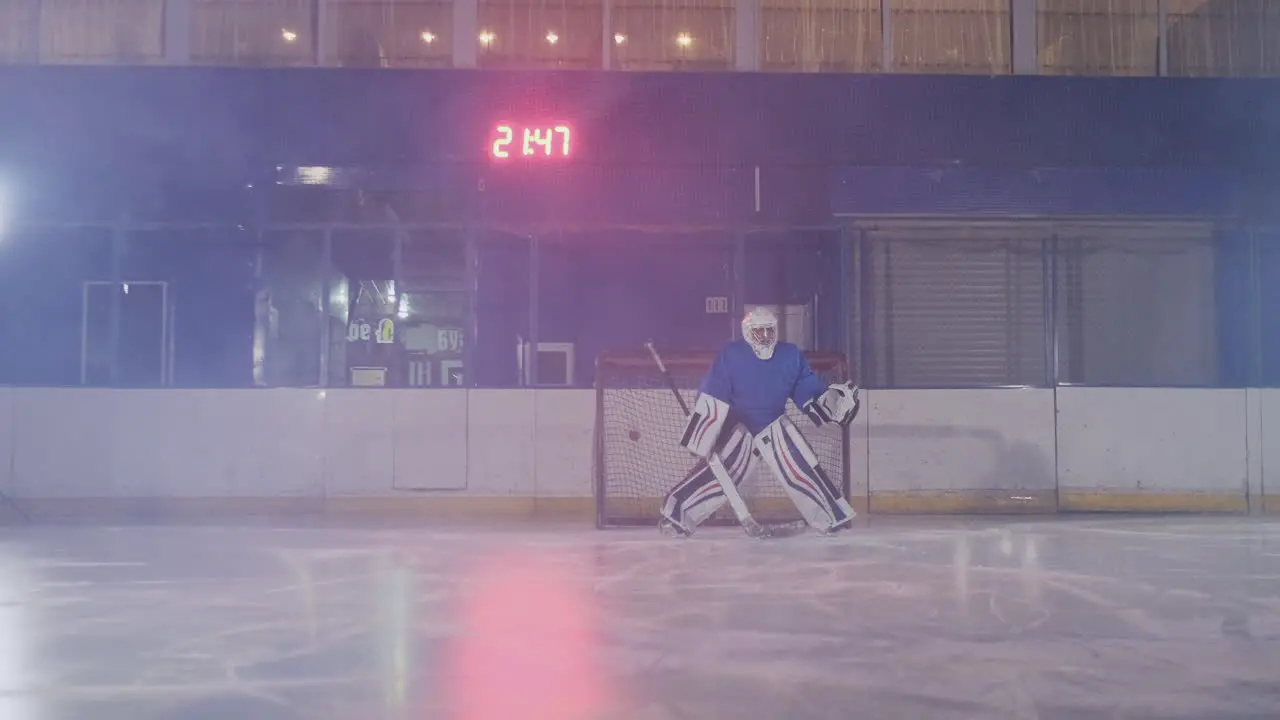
[0,0,1276,77]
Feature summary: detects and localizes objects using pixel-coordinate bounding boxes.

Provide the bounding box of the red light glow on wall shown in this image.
[491,124,572,159]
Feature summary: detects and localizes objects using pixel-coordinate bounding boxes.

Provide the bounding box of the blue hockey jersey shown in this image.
[698,340,826,435]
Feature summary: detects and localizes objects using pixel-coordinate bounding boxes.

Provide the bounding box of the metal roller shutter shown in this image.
[1055,223,1216,386]
[862,223,1048,388]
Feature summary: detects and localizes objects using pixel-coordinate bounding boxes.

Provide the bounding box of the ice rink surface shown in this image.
[0,516,1279,720]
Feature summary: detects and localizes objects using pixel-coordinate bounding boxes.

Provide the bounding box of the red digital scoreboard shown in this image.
[490,124,572,159]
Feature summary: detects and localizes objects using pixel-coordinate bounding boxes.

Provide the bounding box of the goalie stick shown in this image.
[644,341,788,539]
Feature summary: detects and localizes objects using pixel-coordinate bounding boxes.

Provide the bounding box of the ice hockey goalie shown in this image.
[660,306,861,536]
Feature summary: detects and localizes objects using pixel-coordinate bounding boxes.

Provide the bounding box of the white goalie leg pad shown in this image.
[661,426,754,532]
[679,393,731,458]
[752,417,856,532]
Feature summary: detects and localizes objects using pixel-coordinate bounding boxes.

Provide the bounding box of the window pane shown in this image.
[613,0,734,70]
[326,0,452,67]
[1037,0,1158,76]
[365,189,472,224]
[761,0,881,72]
[1166,0,1280,77]
[743,231,844,352]
[863,229,1046,388]
[1258,233,1280,386]
[537,232,734,387]
[267,186,332,224]
[81,282,116,386]
[38,0,164,64]
[478,0,603,68]
[891,0,1010,74]
[403,230,466,286]
[260,230,326,386]
[1054,230,1217,386]
[330,229,395,387]
[474,230,530,387]
[1214,229,1252,387]
[401,230,469,387]
[0,227,113,386]
[192,0,315,66]
[123,229,258,387]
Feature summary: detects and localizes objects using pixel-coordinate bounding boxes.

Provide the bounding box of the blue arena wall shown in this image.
[2,68,1280,224]
[2,67,1280,394]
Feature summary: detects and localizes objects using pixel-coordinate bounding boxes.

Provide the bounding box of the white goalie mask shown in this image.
[741,306,779,360]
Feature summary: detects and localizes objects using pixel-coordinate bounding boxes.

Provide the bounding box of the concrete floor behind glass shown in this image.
[0,516,1278,719]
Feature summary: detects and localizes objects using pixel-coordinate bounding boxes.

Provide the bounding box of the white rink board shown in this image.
[9,388,119,498]
[391,390,469,491]
[867,389,1056,493]
[0,387,1273,514]
[112,389,325,498]
[1055,387,1248,494]
[466,390,536,495]
[1255,389,1280,504]
[0,388,11,495]
[321,390,395,496]
[533,390,595,497]
[1246,389,1264,503]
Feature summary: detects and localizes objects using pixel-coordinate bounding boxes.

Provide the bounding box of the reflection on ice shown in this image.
[0,550,39,720]
[0,517,1274,719]
[447,549,614,720]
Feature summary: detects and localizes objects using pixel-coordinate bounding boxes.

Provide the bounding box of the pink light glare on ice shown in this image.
[444,549,616,720]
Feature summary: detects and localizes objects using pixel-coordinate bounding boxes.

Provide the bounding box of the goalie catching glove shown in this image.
[804,381,860,427]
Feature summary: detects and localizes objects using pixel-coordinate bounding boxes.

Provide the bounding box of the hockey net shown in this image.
[594,349,851,528]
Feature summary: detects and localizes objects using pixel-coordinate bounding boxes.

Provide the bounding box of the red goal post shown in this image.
[593,348,853,528]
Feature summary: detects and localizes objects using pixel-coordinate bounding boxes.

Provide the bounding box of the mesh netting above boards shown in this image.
[594,349,851,528]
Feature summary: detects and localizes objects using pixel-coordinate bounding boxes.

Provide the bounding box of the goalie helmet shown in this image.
[741,306,778,360]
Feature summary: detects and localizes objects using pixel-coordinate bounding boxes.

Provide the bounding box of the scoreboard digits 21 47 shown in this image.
[490,124,572,159]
